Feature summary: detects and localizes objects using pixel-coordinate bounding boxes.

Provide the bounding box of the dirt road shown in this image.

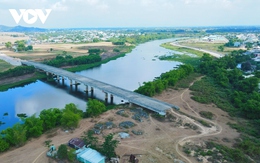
[170,42,223,58]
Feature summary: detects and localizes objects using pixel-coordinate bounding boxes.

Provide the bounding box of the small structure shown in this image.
[46,144,57,157]
[119,121,135,129]
[93,128,102,135]
[105,121,114,129]
[68,138,85,149]
[110,157,120,163]
[129,154,139,163]
[234,42,241,47]
[94,123,104,130]
[118,132,130,139]
[76,147,105,163]
[132,130,144,135]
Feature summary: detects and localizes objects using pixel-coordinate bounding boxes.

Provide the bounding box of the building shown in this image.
[68,138,85,149]
[76,147,105,163]
[234,42,241,47]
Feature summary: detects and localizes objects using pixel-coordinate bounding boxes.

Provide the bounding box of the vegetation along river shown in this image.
[0,38,181,131]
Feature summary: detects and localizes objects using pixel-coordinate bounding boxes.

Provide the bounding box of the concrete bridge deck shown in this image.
[22,61,179,115]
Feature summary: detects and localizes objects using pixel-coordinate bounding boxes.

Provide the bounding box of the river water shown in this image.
[0,38,181,131]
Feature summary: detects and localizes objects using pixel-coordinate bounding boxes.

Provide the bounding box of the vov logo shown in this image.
[9,9,52,25]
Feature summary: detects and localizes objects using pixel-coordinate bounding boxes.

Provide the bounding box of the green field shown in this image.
[0,60,15,72]
[179,41,244,54]
[160,43,204,66]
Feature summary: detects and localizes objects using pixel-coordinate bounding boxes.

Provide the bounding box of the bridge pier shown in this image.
[110,94,114,104]
[75,81,78,91]
[70,79,73,88]
[90,87,94,97]
[104,92,108,104]
[85,85,89,97]
[57,75,60,82]
[62,77,65,85]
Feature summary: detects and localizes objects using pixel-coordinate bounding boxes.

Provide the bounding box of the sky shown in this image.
[0,0,259,28]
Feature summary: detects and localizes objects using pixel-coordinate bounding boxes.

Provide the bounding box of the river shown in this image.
[0,38,181,131]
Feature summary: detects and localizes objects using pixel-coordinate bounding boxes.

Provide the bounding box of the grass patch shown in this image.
[180,111,212,128]
[206,142,254,163]
[0,60,15,72]
[174,72,202,88]
[0,72,46,92]
[227,121,260,138]
[160,42,204,66]
[189,76,235,114]
[179,42,223,53]
[197,119,211,127]
[199,111,214,120]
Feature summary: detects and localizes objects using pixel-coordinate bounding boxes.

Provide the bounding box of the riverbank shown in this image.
[160,40,224,66]
[0,72,46,92]
[0,46,134,92]
[160,42,204,66]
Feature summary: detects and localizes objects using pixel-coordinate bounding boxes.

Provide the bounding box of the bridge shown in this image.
[21,61,179,115]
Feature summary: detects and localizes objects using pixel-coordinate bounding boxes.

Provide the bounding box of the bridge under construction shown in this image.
[22,61,179,115]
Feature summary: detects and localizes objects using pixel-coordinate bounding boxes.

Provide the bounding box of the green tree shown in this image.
[101,134,119,159]
[3,123,27,147]
[245,42,253,50]
[39,108,62,131]
[57,144,68,160]
[62,51,67,55]
[87,99,106,117]
[218,45,224,52]
[61,110,81,128]
[5,42,12,49]
[237,77,258,93]
[93,38,99,42]
[27,45,33,50]
[24,114,43,138]
[0,138,9,152]
[15,40,26,51]
[68,148,76,162]
[64,103,83,117]
[61,103,82,128]
[243,99,260,119]
[82,130,98,149]
[241,61,252,71]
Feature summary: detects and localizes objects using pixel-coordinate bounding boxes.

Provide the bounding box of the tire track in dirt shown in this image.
[171,80,223,163]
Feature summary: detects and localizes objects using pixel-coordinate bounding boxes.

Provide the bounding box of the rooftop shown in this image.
[76,147,105,163]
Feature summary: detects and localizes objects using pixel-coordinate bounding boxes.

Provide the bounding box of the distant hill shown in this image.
[0,25,47,32]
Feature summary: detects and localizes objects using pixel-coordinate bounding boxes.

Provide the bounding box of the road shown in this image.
[170,42,223,58]
[0,53,21,66]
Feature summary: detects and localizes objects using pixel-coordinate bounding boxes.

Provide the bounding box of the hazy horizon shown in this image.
[0,0,259,28]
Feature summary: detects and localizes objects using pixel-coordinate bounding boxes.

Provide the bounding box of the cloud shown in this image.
[51,0,68,11]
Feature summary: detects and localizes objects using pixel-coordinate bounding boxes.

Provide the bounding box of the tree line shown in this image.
[110,33,175,45]
[135,64,194,96]
[44,54,101,67]
[198,53,260,120]
[0,103,83,152]
[5,40,33,52]
[0,66,35,79]
[0,99,109,154]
